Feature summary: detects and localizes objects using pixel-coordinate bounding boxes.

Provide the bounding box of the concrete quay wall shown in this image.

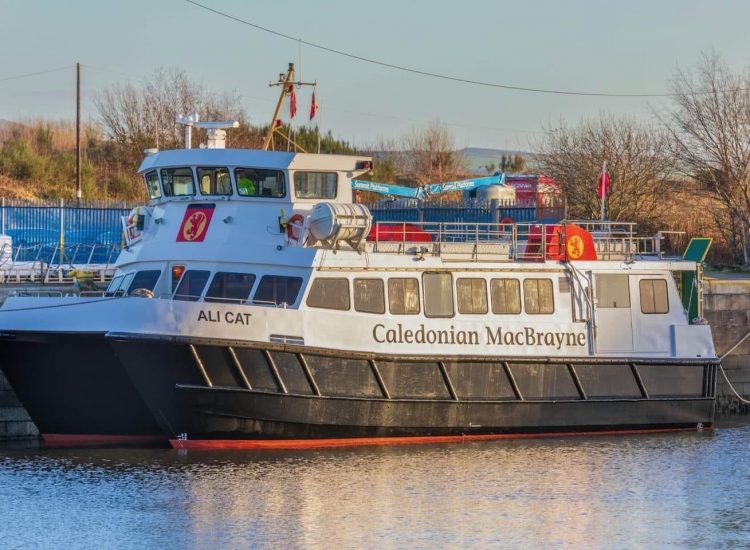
[0,370,38,440]
[0,285,70,441]
[703,275,750,414]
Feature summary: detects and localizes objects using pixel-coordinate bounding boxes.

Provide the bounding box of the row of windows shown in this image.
[306,275,556,317]
[145,167,338,201]
[107,268,671,316]
[106,269,303,306]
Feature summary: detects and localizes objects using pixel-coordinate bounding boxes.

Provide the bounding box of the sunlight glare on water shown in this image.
[1,425,749,549]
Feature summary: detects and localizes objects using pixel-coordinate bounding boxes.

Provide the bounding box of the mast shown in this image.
[262,63,317,152]
[76,62,81,206]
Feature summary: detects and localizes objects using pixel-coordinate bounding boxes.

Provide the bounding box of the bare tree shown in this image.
[401,120,466,184]
[666,53,750,264]
[539,115,677,231]
[95,68,253,165]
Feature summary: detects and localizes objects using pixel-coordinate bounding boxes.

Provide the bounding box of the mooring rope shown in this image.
[719,328,750,404]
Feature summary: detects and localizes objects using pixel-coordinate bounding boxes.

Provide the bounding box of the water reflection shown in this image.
[1,426,749,548]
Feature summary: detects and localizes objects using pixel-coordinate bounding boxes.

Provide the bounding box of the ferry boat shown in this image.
[0,123,718,448]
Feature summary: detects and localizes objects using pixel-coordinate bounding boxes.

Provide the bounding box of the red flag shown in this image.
[309,91,319,120]
[288,85,297,119]
[597,163,610,199]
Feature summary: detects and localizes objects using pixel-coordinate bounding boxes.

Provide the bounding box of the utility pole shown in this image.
[76,62,81,206]
[262,63,316,152]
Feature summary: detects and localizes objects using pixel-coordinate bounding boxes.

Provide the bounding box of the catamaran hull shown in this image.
[0,332,165,445]
[109,334,718,449]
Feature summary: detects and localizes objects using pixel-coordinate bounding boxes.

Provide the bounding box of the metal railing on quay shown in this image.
[0,242,119,284]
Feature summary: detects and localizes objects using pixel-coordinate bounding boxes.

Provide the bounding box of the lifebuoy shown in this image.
[286,214,305,241]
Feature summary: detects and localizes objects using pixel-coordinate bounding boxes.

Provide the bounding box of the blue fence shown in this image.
[0,199,133,264]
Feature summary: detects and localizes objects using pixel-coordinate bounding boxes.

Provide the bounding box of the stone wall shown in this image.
[703,275,750,414]
[0,369,37,440]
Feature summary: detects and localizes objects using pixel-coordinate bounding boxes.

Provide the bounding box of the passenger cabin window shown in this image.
[144,171,162,200]
[353,278,385,314]
[596,274,630,308]
[235,168,286,198]
[490,278,522,314]
[306,278,350,310]
[197,167,232,196]
[523,278,554,314]
[253,275,303,306]
[205,272,256,304]
[388,278,420,314]
[174,270,211,301]
[457,278,488,314]
[160,167,195,197]
[423,272,454,318]
[640,279,669,314]
[127,270,161,294]
[294,172,338,199]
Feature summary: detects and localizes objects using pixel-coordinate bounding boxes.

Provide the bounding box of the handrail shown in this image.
[367,220,682,263]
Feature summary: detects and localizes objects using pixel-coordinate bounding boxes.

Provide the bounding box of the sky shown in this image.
[2,0,750,151]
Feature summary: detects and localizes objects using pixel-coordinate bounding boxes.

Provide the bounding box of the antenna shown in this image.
[195,121,240,149]
[176,115,240,149]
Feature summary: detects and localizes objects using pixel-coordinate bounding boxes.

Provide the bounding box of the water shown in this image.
[1,424,749,549]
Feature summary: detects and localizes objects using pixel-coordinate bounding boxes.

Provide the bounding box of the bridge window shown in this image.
[174,270,211,301]
[160,167,195,197]
[388,278,420,314]
[235,168,286,198]
[596,274,630,308]
[105,275,124,297]
[523,278,554,314]
[640,279,669,314]
[144,171,161,200]
[197,167,232,196]
[294,171,338,199]
[354,278,385,314]
[423,272,454,318]
[253,275,303,306]
[307,278,350,310]
[205,272,256,304]
[457,278,488,314]
[490,278,521,314]
[127,270,161,294]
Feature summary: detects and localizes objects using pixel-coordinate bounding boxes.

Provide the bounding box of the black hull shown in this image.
[0,332,164,442]
[109,334,718,447]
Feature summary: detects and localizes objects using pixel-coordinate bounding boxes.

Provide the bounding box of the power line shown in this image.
[242,93,543,135]
[184,0,675,98]
[0,66,73,84]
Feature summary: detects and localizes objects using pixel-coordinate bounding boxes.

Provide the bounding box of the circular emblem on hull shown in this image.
[182,211,208,241]
[567,235,584,259]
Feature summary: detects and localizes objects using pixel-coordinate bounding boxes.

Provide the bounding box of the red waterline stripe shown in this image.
[169,426,708,451]
[42,434,168,447]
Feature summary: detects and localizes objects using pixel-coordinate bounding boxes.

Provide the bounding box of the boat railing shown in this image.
[368,220,678,262]
[7,289,65,298]
[145,293,291,308]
